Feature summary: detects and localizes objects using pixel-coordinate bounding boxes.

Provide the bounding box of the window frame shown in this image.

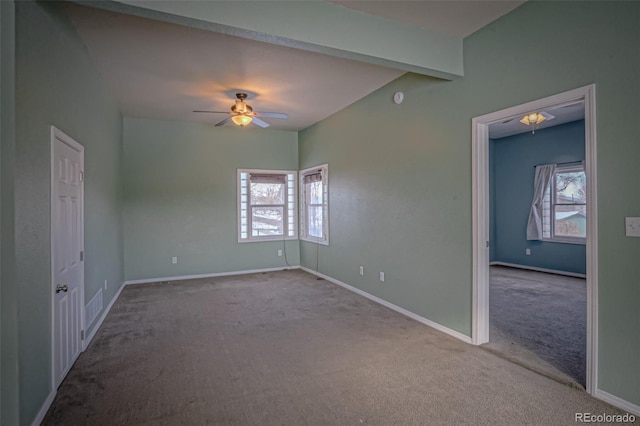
[299,164,329,245]
[542,163,586,245]
[237,169,297,243]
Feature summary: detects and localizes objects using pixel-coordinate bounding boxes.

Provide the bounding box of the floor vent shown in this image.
[85,288,103,329]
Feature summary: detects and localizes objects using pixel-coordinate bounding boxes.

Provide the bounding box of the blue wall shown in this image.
[490,120,586,274]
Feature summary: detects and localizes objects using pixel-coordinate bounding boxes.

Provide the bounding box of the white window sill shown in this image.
[238,236,298,243]
[541,237,586,245]
[300,236,329,246]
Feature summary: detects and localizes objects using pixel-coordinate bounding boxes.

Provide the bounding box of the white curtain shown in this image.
[526,164,555,240]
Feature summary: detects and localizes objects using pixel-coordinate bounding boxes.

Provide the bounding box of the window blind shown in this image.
[250,173,286,184]
[302,171,322,184]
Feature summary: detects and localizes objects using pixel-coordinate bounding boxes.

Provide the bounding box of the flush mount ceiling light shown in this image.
[520,111,555,134]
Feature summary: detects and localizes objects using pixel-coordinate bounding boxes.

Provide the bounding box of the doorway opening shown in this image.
[471,85,598,394]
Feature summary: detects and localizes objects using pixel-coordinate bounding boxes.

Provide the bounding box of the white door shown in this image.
[51,126,84,388]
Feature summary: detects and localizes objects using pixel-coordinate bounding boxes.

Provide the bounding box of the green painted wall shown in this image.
[1,1,19,424]
[123,117,299,281]
[15,1,124,423]
[299,1,640,405]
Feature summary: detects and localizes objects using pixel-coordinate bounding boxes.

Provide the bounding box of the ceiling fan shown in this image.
[194,93,288,128]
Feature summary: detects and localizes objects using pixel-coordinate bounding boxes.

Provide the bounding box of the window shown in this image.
[542,163,586,243]
[300,164,329,245]
[238,169,297,242]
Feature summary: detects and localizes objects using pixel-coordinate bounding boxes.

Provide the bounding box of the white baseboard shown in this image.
[83,281,125,351]
[595,389,640,416]
[124,266,300,286]
[300,266,473,344]
[30,389,56,426]
[490,261,586,278]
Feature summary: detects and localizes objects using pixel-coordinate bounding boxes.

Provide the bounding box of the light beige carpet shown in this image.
[43,269,634,425]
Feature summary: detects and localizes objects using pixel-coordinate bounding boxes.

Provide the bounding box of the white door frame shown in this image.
[50,126,85,390]
[471,84,598,394]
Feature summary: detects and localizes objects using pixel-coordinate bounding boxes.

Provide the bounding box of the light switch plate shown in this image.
[625,217,640,237]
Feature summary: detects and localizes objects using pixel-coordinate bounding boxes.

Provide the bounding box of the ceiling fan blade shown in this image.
[215,117,231,127]
[253,111,288,119]
[501,117,518,124]
[252,117,270,128]
[193,110,231,114]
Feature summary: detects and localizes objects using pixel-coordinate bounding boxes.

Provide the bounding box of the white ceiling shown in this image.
[66,1,527,131]
[66,4,405,131]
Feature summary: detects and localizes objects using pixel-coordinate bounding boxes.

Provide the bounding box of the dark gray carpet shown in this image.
[43,269,630,425]
[486,266,586,388]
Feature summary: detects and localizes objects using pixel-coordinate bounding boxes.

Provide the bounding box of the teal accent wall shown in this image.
[123,117,299,281]
[491,120,586,274]
[299,1,639,405]
[1,1,19,424]
[14,1,124,424]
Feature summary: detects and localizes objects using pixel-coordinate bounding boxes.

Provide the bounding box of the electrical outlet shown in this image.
[526,249,531,255]
[172,256,178,264]
[104,279,107,290]
[359,266,364,276]
[379,272,385,282]
[278,249,283,257]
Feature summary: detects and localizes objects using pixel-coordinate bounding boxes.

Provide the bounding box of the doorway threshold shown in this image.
[480,340,584,391]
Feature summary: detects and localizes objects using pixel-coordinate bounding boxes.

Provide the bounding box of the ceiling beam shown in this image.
[79,0,463,80]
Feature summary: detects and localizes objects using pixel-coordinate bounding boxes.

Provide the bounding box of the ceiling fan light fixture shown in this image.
[194,92,286,128]
[231,114,252,127]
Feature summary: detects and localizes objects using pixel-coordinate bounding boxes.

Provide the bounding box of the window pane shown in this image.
[555,171,586,204]
[307,205,323,238]
[307,181,323,204]
[251,183,284,205]
[251,207,284,236]
[542,184,551,239]
[287,173,296,237]
[554,204,586,238]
